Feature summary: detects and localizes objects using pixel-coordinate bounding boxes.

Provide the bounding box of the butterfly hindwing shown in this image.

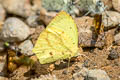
[32,11,78,64]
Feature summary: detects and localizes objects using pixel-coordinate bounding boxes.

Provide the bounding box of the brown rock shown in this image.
[75,17,105,48]
[3,0,33,17]
[32,0,42,11]
[39,8,57,25]
[112,0,120,12]
[102,11,120,29]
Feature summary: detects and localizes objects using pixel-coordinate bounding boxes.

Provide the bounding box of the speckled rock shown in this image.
[102,11,120,29]
[2,0,33,17]
[18,40,34,56]
[85,69,110,80]
[112,0,120,12]
[0,4,6,22]
[75,17,105,48]
[0,17,30,42]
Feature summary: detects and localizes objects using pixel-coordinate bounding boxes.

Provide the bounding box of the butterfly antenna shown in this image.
[84,10,91,16]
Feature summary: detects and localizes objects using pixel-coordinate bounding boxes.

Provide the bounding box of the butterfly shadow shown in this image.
[54,60,74,70]
[90,26,98,47]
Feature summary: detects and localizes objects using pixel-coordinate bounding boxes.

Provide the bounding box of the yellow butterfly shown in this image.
[32,11,78,64]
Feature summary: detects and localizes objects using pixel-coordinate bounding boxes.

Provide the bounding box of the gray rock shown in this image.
[42,0,65,11]
[26,15,39,28]
[0,4,6,22]
[102,11,120,29]
[2,0,33,17]
[0,17,30,42]
[18,40,34,56]
[85,69,110,80]
[42,0,79,15]
[72,67,88,80]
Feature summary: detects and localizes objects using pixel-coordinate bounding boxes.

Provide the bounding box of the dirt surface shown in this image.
[0,0,120,80]
[7,29,120,80]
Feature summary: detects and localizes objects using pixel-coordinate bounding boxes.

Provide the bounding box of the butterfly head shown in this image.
[92,0,106,14]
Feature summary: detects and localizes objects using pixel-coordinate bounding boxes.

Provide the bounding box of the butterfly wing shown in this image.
[47,11,78,47]
[32,11,78,64]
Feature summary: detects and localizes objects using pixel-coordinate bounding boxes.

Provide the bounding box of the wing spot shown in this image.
[62,52,64,55]
[49,52,53,56]
[62,31,64,34]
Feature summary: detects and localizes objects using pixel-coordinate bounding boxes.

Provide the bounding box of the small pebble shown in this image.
[83,60,89,68]
[62,70,68,75]
[108,49,119,60]
[18,40,34,56]
[26,15,39,28]
[72,67,88,80]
